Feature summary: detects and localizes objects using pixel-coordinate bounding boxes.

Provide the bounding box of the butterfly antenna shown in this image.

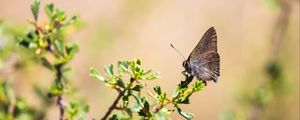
[170,44,186,60]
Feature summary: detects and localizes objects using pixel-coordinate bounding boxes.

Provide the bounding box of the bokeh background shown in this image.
[0,0,299,119]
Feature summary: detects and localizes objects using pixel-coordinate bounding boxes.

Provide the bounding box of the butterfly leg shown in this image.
[182,71,192,77]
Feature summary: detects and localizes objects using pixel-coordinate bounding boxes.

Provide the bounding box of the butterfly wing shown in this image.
[188,27,217,58]
[187,27,220,82]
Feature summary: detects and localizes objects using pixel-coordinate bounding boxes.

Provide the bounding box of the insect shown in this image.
[172,27,220,85]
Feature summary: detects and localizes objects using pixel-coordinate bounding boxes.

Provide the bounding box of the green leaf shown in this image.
[116,79,125,88]
[161,108,174,114]
[31,0,40,21]
[135,58,141,65]
[41,57,53,70]
[45,3,54,19]
[192,81,205,92]
[55,8,66,21]
[132,84,143,92]
[142,71,160,80]
[177,107,193,120]
[122,92,129,107]
[19,40,30,48]
[143,100,150,112]
[118,60,129,73]
[66,44,79,59]
[154,86,162,95]
[90,67,106,82]
[178,96,190,104]
[104,64,114,77]
[54,40,65,56]
[109,114,119,120]
[26,31,37,41]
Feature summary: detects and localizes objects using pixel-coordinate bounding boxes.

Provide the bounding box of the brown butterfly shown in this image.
[182,27,220,84]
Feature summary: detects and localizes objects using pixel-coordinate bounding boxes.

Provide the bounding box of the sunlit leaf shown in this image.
[177,107,193,120]
[104,64,114,77]
[90,67,106,82]
[45,3,54,19]
[31,0,40,21]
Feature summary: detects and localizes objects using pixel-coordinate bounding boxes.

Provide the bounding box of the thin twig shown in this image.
[101,89,126,120]
[55,63,65,120]
[152,75,194,113]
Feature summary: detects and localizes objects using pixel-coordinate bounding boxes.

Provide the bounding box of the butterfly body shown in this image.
[183,27,220,84]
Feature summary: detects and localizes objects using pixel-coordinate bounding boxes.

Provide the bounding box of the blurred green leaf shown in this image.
[54,40,65,56]
[104,64,114,77]
[118,60,130,73]
[41,57,53,70]
[141,71,160,80]
[66,44,79,59]
[177,107,193,120]
[116,79,125,88]
[45,3,54,19]
[55,9,66,21]
[19,40,31,48]
[132,84,143,92]
[191,81,205,92]
[31,0,40,21]
[154,86,162,95]
[67,100,89,120]
[90,67,106,82]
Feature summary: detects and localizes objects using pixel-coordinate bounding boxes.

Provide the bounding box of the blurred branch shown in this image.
[55,63,65,120]
[271,0,292,56]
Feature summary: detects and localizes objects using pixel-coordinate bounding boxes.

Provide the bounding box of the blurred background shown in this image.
[0,0,299,119]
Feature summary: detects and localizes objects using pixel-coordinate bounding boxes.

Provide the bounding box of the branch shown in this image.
[55,63,65,120]
[152,75,194,113]
[101,89,126,120]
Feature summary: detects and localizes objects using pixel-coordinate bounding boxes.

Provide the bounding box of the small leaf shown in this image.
[104,64,114,77]
[142,71,160,80]
[177,107,193,120]
[143,100,150,112]
[118,60,129,73]
[132,85,143,92]
[55,8,66,21]
[45,3,54,19]
[161,108,174,114]
[135,58,141,65]
[116,79,125,88]
[154,86,162,95]
[31,0,40,21]
[66,44,79,59]
[90,67,106,82]
[19,40,30,48]
[41,57,53,70]
[108,114,118,120]
[54,40,65,55]
[178,96,190,104]
[192,81,205,92]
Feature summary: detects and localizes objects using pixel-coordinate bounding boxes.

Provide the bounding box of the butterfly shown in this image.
[182,27,220,84]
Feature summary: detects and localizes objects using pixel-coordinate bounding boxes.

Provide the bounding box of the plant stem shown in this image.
[152,75,194,113]
[55,63,65,120]
[101,77,137,119]
[101,89,126,120]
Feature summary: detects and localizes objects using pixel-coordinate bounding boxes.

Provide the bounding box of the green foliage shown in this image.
[66,100,89,120]
[263,0,279,10]
[31,0,40,21]
[15,1,88,119]
[223,60,289,120]
[91,59,206,119]
[0,81,39,120]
